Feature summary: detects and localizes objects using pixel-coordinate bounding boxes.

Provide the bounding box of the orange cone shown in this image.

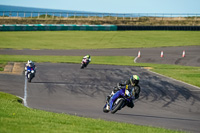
[138,51,141,58]
[182,50,185,57]
[161,51,164,57]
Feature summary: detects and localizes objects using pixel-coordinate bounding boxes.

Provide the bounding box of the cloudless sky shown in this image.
[0,0,200,13]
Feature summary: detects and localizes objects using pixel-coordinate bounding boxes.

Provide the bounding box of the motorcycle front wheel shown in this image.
[103,103,109,113]
[111,99,124,114]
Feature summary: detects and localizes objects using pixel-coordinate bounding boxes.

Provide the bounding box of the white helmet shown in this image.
[28,60,32,64]
[27,60,33,67]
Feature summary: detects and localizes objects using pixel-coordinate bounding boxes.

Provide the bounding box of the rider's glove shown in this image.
[117,83,122,89]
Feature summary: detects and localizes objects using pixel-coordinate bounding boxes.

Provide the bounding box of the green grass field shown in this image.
[0,31,200,49]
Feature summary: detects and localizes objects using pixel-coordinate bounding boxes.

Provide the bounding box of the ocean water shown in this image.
[0,5,199,18]
[0,5,90,13]
[0,5,97,17]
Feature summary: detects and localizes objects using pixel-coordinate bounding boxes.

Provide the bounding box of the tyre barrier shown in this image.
[117,26,200,31]
[0,24,117,31]
[1,25,200,31]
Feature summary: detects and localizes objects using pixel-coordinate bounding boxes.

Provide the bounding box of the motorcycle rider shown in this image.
[107,75,141,110]
[82,54,91,66]
[25,60,36,77]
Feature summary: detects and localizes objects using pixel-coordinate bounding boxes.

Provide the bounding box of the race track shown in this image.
[0,46,200,133]
[1,46,200,66]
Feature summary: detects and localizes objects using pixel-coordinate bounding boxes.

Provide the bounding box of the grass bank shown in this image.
[0,92,185,133]
[0,31,200,49]
[0,55,199,87]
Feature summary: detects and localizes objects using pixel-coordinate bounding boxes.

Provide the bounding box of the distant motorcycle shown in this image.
[81,58,89,69]
[103,87,135,114]
[26,66,35,82]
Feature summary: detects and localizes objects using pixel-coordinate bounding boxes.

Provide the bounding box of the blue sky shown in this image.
[0,0,200,13]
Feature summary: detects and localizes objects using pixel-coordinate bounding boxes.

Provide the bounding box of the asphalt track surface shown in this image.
[1,46,200,66]
[0,46,200,133]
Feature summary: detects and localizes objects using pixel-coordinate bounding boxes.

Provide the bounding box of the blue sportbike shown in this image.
[103,85,135,114]
[26,66,35,82]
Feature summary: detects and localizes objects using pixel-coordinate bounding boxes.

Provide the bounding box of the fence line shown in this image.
[1,11,200,20]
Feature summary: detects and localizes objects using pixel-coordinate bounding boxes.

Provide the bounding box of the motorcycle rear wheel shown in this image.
[80,64,84,69]
[28,78,31,82]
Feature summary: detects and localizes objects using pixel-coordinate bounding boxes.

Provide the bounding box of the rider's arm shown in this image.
[118,79,130,86]
[125,79,131,85]
[134,85,141,99]
[24,64,28,70]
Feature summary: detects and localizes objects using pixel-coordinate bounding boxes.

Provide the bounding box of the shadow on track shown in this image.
[139,71,200,107]
[32,81,112,98]
[116,113,200,122]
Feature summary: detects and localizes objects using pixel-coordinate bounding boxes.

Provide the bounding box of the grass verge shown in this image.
[0,55,199,87]
[0,31,200,49]
[0,92,185,133]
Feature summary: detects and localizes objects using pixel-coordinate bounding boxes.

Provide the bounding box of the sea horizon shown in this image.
[0,5,199,18]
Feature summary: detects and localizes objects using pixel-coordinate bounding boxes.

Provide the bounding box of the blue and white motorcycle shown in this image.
[26,66,35,82]
[103,86,135,114]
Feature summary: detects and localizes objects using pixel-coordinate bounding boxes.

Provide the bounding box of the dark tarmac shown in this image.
[0,46,200,133]
[0,46,200,66]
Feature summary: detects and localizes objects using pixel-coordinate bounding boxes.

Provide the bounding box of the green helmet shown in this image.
[86,55,90,58]
[130,75,140,86]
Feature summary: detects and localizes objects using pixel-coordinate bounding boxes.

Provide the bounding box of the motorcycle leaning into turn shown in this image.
[80,58,90,69]
[103,85,136,114]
